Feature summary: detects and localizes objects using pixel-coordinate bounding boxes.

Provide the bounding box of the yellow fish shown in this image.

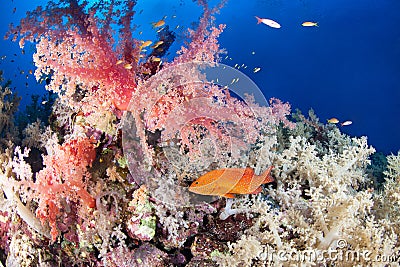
[302,21,318,27]
[189,166,274,198]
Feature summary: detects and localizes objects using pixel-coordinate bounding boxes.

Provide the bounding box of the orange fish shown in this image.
[151,57,161,62]
[152,19,165,28]
[140,40,153,50]
[189,166,274,198]
[123,63,133,70]
[327,117,339,124]
[151,40,164,49]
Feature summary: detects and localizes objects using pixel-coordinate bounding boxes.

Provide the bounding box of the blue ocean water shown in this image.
[0,0,399,154]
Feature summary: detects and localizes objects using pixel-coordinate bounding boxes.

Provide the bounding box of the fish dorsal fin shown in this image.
[260,166,274,184]
[246,166,274,193]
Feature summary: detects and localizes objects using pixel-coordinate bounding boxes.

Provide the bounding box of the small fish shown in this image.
[151,40,164,49]
[251,51,256,55]
[116,59,124,65]
[157,27,165,33]
[302,21,318,27]
[327,118,339,124]
[255,16,281,29]
[141,40,153,49]
[189,166,274,198]
[41,101,47,105]
[123,63,133,70]
[151,57,161,62]
[253,67,261,73]
[29,70,33,74]
[341,120,352,126]
[152,19,165,28]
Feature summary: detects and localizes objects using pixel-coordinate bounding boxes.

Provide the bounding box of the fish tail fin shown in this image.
[222,193,235,198]
[260,166,274,184]
[255,16,262,24]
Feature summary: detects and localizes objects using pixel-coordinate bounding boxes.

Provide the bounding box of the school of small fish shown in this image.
[225,16,320,76]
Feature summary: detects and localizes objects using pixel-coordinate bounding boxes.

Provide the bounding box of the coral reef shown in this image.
[0,74,20,150]
[0,0,398,266]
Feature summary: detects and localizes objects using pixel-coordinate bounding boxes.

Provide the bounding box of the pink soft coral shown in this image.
[31,137,96,241]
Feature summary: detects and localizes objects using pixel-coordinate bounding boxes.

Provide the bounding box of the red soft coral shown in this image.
[9,0,139,114]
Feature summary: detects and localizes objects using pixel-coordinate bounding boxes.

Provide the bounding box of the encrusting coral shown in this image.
[0,0,399,266]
